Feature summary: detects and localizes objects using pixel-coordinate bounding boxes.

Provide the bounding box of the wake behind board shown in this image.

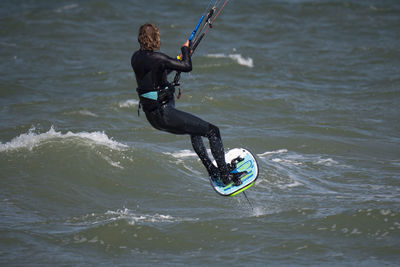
[211,148,259,196]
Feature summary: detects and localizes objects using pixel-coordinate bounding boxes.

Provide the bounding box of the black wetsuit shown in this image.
[131,46,229,180]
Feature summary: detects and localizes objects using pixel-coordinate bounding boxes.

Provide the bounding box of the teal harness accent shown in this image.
[140,86,170,100]
[140,91,158,100]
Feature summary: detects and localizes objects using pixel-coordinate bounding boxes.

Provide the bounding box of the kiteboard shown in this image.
[211,148,259,196]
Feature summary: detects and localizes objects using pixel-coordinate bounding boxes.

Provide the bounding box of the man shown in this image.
[131,23,242,186]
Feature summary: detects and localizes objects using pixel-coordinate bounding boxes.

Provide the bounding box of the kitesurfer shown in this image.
[131,23,241,186]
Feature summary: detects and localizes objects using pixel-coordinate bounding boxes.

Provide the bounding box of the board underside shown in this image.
[210,148,259,196]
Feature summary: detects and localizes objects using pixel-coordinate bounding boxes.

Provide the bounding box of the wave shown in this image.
[0,126,127,152]
[162,149,204,176]
[119,99,139,108]
[60,209,243,254]
[311,208,400,239]
[256,149,345,194]
[206,53,254,68]
[258,149,339,168]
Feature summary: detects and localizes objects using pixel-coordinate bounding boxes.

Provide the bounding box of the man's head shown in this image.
[138,23,160,51]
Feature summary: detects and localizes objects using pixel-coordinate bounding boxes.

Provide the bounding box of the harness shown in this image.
[136,83,175,115]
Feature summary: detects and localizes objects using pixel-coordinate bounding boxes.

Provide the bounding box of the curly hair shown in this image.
[138,23,160,51]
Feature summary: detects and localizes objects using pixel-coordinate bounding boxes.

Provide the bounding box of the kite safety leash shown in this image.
[173,0,230,98]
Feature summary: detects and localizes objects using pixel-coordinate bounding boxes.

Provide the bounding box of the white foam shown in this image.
[163,150,206,176]
[258,149,288,157]
[119,99,139,108]
[99,153,124,169]
[0,126,127,152]
[391,160,400,167]
[55,4,78,13]
[163,149,197,159]
[272,158,303,166]
[65,110,98,117]
[259,150,339,167]
[315,158,338,166]
[207,53,254,68]
[104,208,198,225]
[78,110,98,117]
[252,206,269,217]
[278,180,303,189]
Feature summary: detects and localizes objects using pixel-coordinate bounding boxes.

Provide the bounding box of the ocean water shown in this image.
[1,0,400,265]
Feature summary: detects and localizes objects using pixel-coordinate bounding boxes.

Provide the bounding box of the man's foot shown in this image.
[218,157,246,186]
[220,174,231,186]
[227,163,236,173]
[227,156,244,172]
[231,156,244,166]
[220,171,247,186]
[230,172,247,186]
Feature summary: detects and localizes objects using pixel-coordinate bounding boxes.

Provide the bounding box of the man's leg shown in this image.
[147,104,237,184]
[191,135,219,179]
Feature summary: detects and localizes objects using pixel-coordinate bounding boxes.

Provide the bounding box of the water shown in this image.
[1,0,399,265]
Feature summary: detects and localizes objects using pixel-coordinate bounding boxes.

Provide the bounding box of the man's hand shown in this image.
[182,39,189,48]
[177,40,193,60]
[182,40,193,55]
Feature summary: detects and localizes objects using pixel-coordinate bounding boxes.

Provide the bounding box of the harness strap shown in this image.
[137,84,175,115]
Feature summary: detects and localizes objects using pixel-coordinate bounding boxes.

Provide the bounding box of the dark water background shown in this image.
[1,0,399,265]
